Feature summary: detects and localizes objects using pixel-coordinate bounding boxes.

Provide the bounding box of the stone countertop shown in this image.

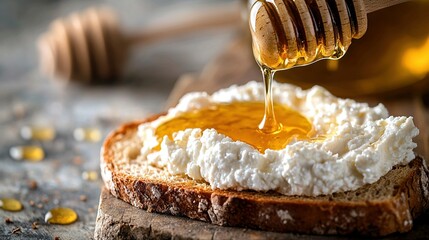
[0,0,235,239]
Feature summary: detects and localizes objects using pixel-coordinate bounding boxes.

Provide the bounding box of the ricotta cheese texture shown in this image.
[137,81,419,196]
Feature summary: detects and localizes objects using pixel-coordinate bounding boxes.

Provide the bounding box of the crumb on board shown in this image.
[80,195,87,202]
[27,180,38,190]
[11,227,21,234]
[32,221,39,229]
[73,156,83,165]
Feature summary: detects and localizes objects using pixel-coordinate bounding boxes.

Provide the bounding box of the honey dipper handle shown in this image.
[127,2,241,46]
[363,0,410,13]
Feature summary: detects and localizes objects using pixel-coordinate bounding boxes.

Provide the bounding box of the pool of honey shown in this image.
[155,101,314,153]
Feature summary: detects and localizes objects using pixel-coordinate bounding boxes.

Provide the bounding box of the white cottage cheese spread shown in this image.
[137,81,419,196]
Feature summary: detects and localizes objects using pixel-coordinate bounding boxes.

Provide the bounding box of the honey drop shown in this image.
[0,198,23,212]
[82,171,98,181]
[74,128,101,142]
[45,207,78,225]
[20,126,56,141]
[156,101,314,153]
[9,146,45,162]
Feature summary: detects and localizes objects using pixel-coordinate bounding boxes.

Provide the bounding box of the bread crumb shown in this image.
[73,156,83,165]
[42,196,49,203]
[4,218,13,224]
[27,180,38,190]
[198,200,208,212]
[169,206,179,215]
[404,219,412,226]
[32,221,39,229]
[277,210,293,224]
[11,227,21,234]
[150,186,161,200]
[80,195,87,202]
[421,162,429,198]
[12,102,26,118]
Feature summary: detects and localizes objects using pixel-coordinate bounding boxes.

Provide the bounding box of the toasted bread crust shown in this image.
[101,119,429,236]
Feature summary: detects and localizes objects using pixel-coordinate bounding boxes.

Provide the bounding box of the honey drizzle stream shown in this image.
[251,0,356,135]
[259,66,281,134]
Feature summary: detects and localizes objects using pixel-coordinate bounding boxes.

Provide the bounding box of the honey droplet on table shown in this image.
[74,128,101,142]
[45,207,78,225]
[156,101,315,153]
[0,198,23,212]
[82,171,98,181]
[9,146,45,162]
[20,126,56,141]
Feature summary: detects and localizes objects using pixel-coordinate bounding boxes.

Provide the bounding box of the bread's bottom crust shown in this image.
[103,158,428,236]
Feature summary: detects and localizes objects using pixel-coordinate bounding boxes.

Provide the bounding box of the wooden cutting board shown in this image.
[94,37,429,239]
[94,187,429,240]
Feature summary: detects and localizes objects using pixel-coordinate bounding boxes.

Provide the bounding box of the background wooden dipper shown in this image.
[37,3,241,84]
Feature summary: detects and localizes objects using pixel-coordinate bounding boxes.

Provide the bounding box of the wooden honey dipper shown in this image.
[38,3,241,84]
[250,0,410,70]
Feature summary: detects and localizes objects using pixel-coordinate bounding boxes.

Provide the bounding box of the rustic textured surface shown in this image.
[0,0,234,239]
[96,187,429,240]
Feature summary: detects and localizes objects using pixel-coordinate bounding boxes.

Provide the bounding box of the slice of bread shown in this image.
[100,117,429,236]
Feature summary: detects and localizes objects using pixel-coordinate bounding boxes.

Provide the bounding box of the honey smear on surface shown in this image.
[0,198,23,212]
[45,207,78,225]
[155,101,315,153]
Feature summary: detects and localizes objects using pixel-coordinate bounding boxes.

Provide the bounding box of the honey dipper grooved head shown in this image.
[38,7,127,84]
[250,0,368,70]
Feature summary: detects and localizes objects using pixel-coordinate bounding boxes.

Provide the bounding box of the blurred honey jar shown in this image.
[245,0,429,97]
